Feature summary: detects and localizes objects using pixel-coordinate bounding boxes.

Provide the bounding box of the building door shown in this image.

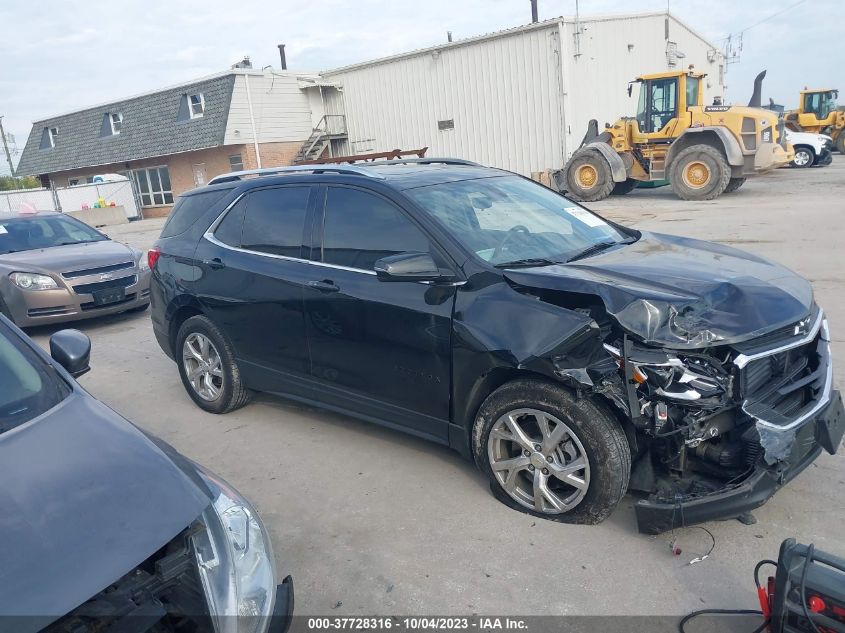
[192,163,207,187]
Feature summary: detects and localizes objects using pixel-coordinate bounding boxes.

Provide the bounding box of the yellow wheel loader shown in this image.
[785,89,845,154]
[557,69,791,201]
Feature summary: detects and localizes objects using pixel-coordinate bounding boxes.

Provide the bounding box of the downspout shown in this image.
[244,74,262,168]
[554,20,569,163]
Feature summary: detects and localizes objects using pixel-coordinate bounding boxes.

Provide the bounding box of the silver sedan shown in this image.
[0,212,150,327]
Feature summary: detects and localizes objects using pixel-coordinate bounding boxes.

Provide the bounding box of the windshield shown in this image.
[0,214,107,255]
[406,176,631,266]
[0,320,70,433]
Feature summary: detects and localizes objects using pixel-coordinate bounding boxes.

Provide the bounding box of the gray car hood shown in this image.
[503,231,814,348]
[0,391,211,628]
[0,240,136,275]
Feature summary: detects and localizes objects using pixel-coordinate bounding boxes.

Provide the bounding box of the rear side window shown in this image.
[240,187,311,258]
[214,198,247,247]
[321,187,430,271]
[160,189,230,238]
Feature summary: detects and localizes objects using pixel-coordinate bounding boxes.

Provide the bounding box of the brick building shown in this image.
[15,67,346,217]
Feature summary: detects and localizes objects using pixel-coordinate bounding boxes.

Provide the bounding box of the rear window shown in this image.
[160,189,231,238]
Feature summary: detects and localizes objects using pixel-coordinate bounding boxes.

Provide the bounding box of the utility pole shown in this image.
[0,116,17,182]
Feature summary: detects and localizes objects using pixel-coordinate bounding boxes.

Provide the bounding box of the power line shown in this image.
[716,0,806,41]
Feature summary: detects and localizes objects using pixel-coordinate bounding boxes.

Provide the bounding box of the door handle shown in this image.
[307,279,340,293]
[203,257,225,270]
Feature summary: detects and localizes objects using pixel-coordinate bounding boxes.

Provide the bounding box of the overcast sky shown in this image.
[1,0,841,175]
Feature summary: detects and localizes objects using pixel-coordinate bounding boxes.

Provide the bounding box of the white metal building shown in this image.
[321,11,725,175]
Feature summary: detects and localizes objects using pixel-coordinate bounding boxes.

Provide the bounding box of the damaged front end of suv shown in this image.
[500,233,845,535]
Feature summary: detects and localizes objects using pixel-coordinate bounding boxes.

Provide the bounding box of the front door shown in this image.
[192,164,207,187]
[634,77,680,139]
[192,185,316,394]
[303,185,454,440]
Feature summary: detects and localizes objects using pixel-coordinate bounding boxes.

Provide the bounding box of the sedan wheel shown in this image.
[488,408,590,513]
[182,332,224,401]
[791,148,813,167]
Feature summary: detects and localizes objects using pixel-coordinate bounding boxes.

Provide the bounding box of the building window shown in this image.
[40,126,59,149]
[68,178,79,186]
[49,127,58,146]
[189,94,205,119]
[131,166,174,207]
[228,154,244,172]
[109,113,123,135]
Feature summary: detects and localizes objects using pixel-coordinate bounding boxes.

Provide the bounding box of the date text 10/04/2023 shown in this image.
[306,617,529,630]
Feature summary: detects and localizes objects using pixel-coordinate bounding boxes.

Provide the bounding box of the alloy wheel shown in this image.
[487,408,591,514]
[793,149,812,166]
[182,333,224,401]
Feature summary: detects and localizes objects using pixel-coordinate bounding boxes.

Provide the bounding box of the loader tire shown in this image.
[611,179,639,195]
[669,144,731,201]
[563,151,616,202]
[834,134,845,155]
[724,177,746,193]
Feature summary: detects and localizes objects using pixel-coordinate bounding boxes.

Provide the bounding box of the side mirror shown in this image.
[50,329,91,378]
[374,252,452,283]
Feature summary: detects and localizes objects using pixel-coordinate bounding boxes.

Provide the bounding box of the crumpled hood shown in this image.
[503,231,813,348]
[0,391,211,627]
[0,240,137,275]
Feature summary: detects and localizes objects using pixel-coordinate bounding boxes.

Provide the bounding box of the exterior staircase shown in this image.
[293,115,347,164]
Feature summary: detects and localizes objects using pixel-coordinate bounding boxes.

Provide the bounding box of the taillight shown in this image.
[147,247,162,269]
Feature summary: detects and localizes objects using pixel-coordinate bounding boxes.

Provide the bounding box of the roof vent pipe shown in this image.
[447,31,453,42]
[530,0,538,23]
[277,44,287,70]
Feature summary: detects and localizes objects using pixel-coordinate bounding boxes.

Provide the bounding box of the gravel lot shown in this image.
[27,157,845,622]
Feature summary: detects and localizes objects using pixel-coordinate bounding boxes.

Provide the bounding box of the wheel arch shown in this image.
[166,296,206,357]
[580,141,628,183]
[666,127,744,170]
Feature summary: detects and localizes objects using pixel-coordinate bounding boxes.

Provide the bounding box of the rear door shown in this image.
[302,185,455,441]
[192,185,317,394]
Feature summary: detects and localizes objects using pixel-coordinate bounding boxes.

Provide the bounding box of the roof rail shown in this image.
[207,164,386,186]
[373,157,480,166]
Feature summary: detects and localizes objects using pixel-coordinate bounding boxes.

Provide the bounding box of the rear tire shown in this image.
[834,134,845,155]
[176,315,252,414]
[724,177,746,193]
[790,146,814,168]
[472,378,630,525]
[669,144,731,201]
[563,150,616,202]
[611,178,639,195]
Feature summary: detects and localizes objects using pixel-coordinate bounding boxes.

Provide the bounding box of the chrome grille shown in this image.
[62,261,134,279]
[72,275,136,295]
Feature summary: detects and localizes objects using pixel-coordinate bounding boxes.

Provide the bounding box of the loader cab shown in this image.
[632,71,704,137]
[800,89,838,123]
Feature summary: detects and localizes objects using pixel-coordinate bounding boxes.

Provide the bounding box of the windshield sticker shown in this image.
[566,207,608,228]
[0,225,7,235]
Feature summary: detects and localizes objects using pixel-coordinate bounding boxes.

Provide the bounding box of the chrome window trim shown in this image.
[733,309,825,369]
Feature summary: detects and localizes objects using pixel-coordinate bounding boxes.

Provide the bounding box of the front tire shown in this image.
[563,150,616,201]
[834,134,845,155]
[790,146,815,168]
[472,379,630,524]
[611,178,639,195]
[176,315,252,414]
[724,177,746,193]
[669,144,731,200]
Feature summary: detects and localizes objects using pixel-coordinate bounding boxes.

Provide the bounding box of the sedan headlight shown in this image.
[193,468,276,633]
[604,343,724,401]
[137,251,150,271]
[9,272,59,291]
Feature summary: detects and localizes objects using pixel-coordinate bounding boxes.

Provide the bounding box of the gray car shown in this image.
[0,212,150,326]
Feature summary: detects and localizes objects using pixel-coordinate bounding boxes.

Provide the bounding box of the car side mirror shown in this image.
[50,329,91,378]
[374,252,452,283]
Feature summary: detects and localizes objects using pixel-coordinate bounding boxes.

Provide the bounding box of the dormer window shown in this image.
[40,126,58,149]
[109,112,123,135]
[189,93,205,118]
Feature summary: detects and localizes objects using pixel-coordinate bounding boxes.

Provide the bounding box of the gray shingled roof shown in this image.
[16,74,236,176]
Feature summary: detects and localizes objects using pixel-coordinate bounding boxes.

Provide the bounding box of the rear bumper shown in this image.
[635,390,845,534]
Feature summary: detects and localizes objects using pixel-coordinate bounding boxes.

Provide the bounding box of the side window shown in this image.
[240,187,311,258]
[322,187,430,271]
[214,198,247,247]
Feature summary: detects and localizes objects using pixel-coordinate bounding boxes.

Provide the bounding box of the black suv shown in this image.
[150,159,844,534]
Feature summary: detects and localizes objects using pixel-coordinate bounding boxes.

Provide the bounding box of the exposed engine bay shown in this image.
[45,526,212,633]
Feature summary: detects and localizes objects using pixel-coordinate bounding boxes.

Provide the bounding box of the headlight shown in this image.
[603,343,724,401]
[193,468,276,633]
[137,252,150,271]
[9,272,59,291]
